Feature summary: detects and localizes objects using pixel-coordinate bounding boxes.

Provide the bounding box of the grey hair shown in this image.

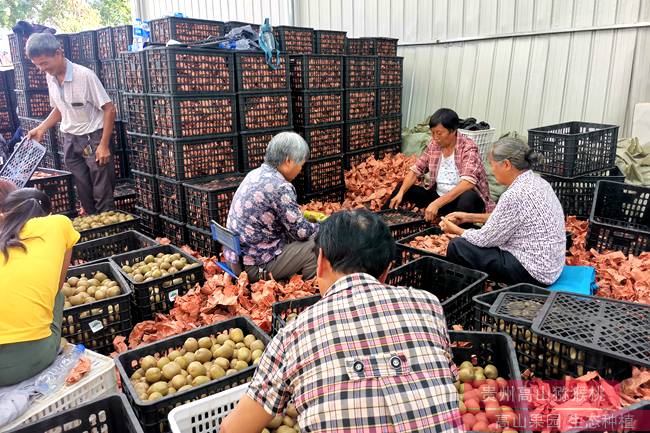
[490,136,540,170]
[264,132,310,168]
[26,33,61,59]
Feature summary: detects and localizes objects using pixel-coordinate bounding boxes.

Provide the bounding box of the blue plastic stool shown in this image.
[547,265,597,295]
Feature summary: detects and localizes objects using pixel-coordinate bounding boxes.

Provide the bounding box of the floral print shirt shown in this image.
[225,163,319,266]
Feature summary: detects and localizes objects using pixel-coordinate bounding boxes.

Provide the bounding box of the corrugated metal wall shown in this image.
[132,0,650,137]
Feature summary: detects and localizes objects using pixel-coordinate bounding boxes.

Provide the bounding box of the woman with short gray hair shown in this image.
[439,137,565,286]
[224,132,318,282]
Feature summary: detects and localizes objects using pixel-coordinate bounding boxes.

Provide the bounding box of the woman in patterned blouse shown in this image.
[384,108,494,224]
[439,137,566,286]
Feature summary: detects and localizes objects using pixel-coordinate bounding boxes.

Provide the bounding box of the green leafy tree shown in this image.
[1,0,130,32]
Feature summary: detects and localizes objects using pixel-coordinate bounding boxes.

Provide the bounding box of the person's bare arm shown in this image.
[95,102,116,166]
[389,170,419,209]
[445,211,492,225]
[58,248,73,291]
[27,108,62,142]
[220,395,274,433]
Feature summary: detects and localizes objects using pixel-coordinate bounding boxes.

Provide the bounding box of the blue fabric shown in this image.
[548,265,597,295]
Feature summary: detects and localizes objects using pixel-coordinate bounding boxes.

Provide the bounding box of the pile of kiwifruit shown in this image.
[62,271,123,308]
[263,404,299,433]
[129,328,266,401]
[120,252,197,283]
[72,211,135,231]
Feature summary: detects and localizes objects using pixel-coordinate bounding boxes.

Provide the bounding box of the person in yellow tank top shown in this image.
[0,188,80,386]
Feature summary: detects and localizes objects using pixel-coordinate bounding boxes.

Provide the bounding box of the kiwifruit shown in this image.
[184,338,199,353]
[187,361,206,378]
[229,328,244,343]
[162,362,181,380]
[194,348,212,363]
[145,367,162,383]
[140,355,157,370]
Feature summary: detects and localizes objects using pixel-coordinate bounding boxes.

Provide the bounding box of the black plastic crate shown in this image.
[123,93,151,135]
[115,316,268,433]
[25,168,75,215]
[395,226,450,264]
[76,211,140,243]
[294,155,345,195]
[224,21,260,34]
[533,291,650,369]
[344,56,378,88]
[61,262,132,354]
[149,16,225,44]
[345,118,377,152]
[0,110,14,133]
[238,92,292,131]
[132,170,159,212]
[72,230,157,267]
[542,167,625,218]
[387,256,488,328]
[378,115,402,145]
[15,89,50,118]
[374,37,399,56]
[39,151,60,170]
[344,147,375,170]
[100,59,120,89]
[289,54,344,90]
[109,244,204,321]
[272,294,321,335]
[154,135,238,181]
[127,132,155,173]
[135,205,161,238]
[346,37,376,55]
[377,141,402,160]
[298,185,346,205]
[159,214,188,247]
[157,176,186,222]
[345,89,377,121]
[151,94,236,138]
[147,47,235,94]
[473,284,628,379]
[121,50,148,93]
[13,61,47,90]
[186,224,218,257]
[96,26,115,60]
[69,30,98,61]
[8,33,27,63]
[296,123,344,160]
[528,121,619,177]
[273,26,314,54]
[490,292,548,325]
[112,25,133,55]
[77,59,102,79]
[314,30,346,54]
[449,331,530,426]
[587,180,650,254]
[115,179,137,213]
[240,127,294,172]
[234,51,290,93]
[377,86,402,117]
[10,394,144,433]
[377,56,403,87]
[375,209,427,240]
[113,148,129,179]
[19,116,57,152]
[183,175,243,228]
[293,90,343,126]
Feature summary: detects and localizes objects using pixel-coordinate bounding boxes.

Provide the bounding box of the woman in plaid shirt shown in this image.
[385,108,494,224]
[221,210,462,433]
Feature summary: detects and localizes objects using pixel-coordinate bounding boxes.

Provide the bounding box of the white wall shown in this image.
[132,0,650,137]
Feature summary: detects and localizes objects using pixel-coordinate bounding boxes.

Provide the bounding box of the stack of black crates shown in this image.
[96,24,135,213]
[284,28,347,204]
[344,37,402,170]
[0,68,17,143]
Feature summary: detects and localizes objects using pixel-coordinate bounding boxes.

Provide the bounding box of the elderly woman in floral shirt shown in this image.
[225,132,318,282]
[384,108,494,224]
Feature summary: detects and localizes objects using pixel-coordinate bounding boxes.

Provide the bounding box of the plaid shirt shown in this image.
[247,273,462,432]
[411,134,495,212]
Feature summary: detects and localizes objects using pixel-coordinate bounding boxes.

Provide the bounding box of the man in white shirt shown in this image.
[25,33,117,214]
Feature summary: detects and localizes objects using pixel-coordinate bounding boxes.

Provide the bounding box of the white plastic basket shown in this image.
[168,384,248,433]
[1,347,118,432]
[458,128,496,159]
